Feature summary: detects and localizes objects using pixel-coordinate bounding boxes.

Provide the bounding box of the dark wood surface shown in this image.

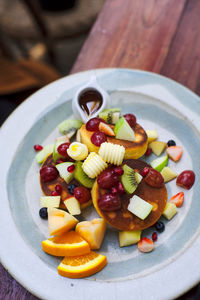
[1,0,200,299]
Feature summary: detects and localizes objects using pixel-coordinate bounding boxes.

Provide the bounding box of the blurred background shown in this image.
[0,0,105,125]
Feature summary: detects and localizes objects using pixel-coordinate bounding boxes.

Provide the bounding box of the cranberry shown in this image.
[111,187,118,195]
[74,187,91,204]
[98,193,121,211]
[124,114,137,127]
[145,148,152,156]
[97,167,121,189]
[34,144,43,151]
[144,168,164,188]
[114,167,124,176]
[176,170,195,190]
[117,182,125,194]
[40,166,59,182]
[152,232,158,241]
[57,143,70,157]
[140,167,150,177]
[86,117,106,131]
[51,191,59,196]
[67,165,75,173]
[55,184,62,194]
[91,131,106,146]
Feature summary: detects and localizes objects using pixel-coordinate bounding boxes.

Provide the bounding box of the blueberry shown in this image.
[68,184,77,195]
[39,207,48,219]
[155,221,165,233]
[167,140,176,147]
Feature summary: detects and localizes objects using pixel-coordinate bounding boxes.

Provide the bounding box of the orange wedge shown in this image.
[42,231,90,257]
[57,251,107,278]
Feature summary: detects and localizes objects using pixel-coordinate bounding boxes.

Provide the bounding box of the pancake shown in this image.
[40,154,92,209]
[91,159,167,231]
[80,123,148,159]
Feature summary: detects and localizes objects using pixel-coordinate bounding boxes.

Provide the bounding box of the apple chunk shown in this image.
[128,195,153,220]
[119,230,141,247]
[149,141,167,156]
[76,218,106,249]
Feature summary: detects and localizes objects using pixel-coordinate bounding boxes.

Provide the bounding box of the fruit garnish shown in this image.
[128,195,153,220]
[144,168,164,188]
[99,108,121,124]
[35,144,54,164]
[67,164,75,173]
[82,152,108,178]
[67,142,88,160]
[91,131,107,146]
[99,122,115,136]
[114,167,124,176]
[117,182,125,194]
[99,142,125,165]
[114,117,135,141]
[55,184,62,194]
[40,196,61,208]
[138,237,154,253]
[160,167,178,182]
[51,191,59,196]
[55,162,75,183]
[169,192,184,207]
[76,218,106,249]
[98,193,121,211]
[150,155,168,172]
[48,208,78,236]
[176,170,195,189]
[74,161,95,188]
[121,164,142,194]
[148,141,167,156]
[123,113,137,127]
[74,186,91,204]
[42,231,90,257]
[58,119,83,138]
[57,251,107,278]
[53,136,70,163]
[140,167,149,177]
[167,140,176,147]
[166,146,183,162]
[154,221,165,232]
[39,207,48,219]
[119,230,141,247]
[144,148,152,156]
[34,144,43,151]
[57,142,70,157]
[145,130,158,143]
[97,167,121,189]
[64,197,81,215]
[163,203,177,220]
[40,165,59,182]
[67,184,77,195]
[152,232,157,241]
[86,117,105,131]
[111,187,118,194]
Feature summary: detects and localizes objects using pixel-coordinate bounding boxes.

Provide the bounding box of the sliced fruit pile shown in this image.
[34,107,196,278]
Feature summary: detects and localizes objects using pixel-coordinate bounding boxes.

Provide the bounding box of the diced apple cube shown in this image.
[40,196,60,208]
[150,155,168,172]
[76,218,106,249]
[163,203,177,220]
[48,208,78,236]
[128,195,153,220]
[64,197,81,215]
[119,230,141,247]
[146,130,158,143]
[161,167,178,183]
[149,141,167,156]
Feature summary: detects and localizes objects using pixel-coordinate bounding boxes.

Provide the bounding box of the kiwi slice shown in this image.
[121,164,142,194]
[99,108,121,124]
[58,119,83,138]
[74,161,95,188]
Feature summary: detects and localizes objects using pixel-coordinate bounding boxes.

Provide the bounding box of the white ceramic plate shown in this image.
[0,69,200,300]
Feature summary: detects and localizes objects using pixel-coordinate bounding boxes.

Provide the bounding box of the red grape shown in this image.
[86,117,106,131]
[176,170,195,190]
[98,193,121,211]
[91,131,106,146]
[57,143,70,157]
[40,166,59,182]
[144,168,164,188]
[97,167,121,189]
[74,186,91,204]
[140,167,150,177]
[124,114,137,127]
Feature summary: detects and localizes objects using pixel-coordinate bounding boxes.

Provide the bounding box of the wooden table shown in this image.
[1,0,200,299]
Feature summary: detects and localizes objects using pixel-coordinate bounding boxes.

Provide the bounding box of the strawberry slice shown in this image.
[166,146,183,162]
[138,237,154,253]
[99,122,115,136]
[169,192,184,207]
